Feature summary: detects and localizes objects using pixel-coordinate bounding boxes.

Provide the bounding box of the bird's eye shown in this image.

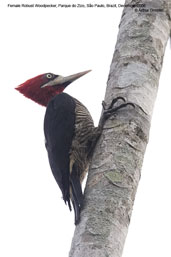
[46,73,53,79]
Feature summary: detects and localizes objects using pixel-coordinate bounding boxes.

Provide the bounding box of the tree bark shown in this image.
[69,1,171,256]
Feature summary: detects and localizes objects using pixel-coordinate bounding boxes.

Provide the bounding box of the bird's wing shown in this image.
[44,93,76,207]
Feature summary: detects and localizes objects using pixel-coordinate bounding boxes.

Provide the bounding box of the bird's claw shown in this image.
[102,100,107,110]
[102,96,126,110]
[104,102,135,116]
[100,97,135,127]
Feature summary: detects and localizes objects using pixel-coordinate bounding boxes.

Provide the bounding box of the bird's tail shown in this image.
[70,166,84,225]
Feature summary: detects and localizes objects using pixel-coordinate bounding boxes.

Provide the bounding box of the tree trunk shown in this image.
[69,1,171,256]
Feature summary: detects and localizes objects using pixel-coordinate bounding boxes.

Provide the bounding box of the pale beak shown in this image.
[41,70,91,88]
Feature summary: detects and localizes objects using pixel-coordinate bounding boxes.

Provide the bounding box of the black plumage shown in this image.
[44,92,98,224]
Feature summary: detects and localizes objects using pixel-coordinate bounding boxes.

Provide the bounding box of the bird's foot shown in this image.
[102,96,126,110]
[100,97,135,127]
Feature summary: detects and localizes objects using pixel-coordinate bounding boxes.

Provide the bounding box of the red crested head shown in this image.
[16,73,67,107]
[15,70,91,107]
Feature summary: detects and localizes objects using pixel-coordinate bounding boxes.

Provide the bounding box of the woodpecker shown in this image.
[16,70,133,224]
